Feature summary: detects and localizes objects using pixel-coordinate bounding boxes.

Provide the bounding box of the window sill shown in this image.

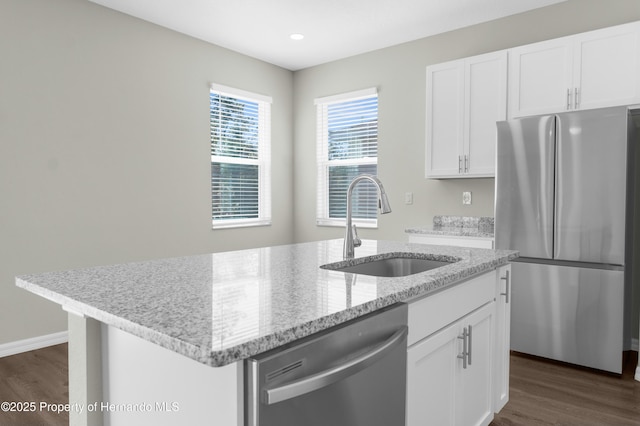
[316,219,378,229]
[212,219,271,230]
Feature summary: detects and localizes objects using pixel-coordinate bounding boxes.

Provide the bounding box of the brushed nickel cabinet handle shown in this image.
[457,327,468,369]
[467,324,473,366]
[500,270,510,304]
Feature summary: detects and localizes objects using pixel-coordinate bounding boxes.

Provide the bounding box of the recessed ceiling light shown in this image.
[290,33,304,41]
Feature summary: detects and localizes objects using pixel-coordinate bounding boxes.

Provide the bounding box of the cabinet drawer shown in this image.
[408,271,495,346]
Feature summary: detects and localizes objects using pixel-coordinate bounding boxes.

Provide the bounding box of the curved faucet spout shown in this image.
[343,174,392,259]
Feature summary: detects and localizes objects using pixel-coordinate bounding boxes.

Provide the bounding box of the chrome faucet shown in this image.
[343,174,392,259]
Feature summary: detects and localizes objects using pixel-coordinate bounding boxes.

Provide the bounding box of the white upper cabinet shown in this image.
[509,21,640,117]
[425,21,640,179]
[426,51,507,179]
[426,60,465,177]
[508,39,573,117]
[465,53,508,176]
[575,23,640,110]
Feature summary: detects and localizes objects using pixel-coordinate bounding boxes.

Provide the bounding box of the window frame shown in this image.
[210,83,272,229]
[315,87,379,228]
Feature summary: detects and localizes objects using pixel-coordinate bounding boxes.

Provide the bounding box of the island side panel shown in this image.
[102,325,243,425]
[68,313,103,426]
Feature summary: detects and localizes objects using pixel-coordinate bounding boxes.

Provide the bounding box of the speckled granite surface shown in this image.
[16,239,516,367]
[406,215,495,238]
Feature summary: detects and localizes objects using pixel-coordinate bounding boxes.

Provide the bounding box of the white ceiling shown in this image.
[89,0,567,70]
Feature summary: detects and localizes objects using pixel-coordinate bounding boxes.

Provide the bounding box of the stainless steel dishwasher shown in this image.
[245,303,408,426]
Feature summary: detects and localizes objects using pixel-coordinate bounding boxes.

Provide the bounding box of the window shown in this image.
[210,84,271,229]
[315,88,379,227]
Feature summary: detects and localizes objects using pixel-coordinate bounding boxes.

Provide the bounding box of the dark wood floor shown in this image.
[0,344,69,426]
[492,351,640,426]
[0,344,638,425]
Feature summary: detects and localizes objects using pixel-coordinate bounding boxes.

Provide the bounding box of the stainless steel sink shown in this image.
[321,254,454,277]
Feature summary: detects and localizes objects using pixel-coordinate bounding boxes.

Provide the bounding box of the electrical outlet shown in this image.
[404,192,414,205]
[462,191,472,205]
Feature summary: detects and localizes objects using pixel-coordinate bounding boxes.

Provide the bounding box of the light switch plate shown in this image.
[404,192,413,205]
[462,191,472,205]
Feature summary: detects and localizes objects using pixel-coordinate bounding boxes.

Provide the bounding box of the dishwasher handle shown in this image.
[263,326,408,405]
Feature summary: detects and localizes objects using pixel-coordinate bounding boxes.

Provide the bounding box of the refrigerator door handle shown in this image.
[458,155,462,174]
[574,87,580,109]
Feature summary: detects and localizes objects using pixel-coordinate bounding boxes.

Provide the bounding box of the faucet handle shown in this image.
[352,224,362,248]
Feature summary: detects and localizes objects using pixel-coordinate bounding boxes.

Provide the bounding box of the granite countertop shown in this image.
[406,215,495,238]
[16,239,517,367]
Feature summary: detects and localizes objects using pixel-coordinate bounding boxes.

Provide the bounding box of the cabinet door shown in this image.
[508,38,573,117]
[426,60,465,178]
[407,319,459,426]
[573,22,640,110]
[493,265,511,413]
[406,302,495,426]
[456,303,494,426]
[465,51,507,177]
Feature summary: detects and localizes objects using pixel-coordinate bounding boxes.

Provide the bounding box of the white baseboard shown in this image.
[0,331,68,358]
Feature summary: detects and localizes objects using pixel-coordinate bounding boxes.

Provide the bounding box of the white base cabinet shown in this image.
[493,265,511,412]
[101,325,243,426]
[406,267,511,426]
[407,302,494,426]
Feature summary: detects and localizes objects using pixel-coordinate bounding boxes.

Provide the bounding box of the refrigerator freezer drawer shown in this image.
[510,262,624,373]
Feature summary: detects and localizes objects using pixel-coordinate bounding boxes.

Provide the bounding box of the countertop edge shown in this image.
[405,228,494,239]
[16,277,212,364]
[16,244,518,368]
[209,253,517,366]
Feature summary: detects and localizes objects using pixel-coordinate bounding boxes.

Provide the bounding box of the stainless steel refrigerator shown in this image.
[495,106,639,374]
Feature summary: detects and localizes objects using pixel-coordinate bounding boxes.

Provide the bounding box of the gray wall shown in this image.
[292,0,640,244]
[2,0,640,346]
[291,0,640,343]
[0,0,293,345]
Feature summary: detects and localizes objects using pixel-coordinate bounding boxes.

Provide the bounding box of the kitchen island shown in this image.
[16,239,517,425]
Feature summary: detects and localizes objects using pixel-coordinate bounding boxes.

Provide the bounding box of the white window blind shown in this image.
[210,84,271,229]
[315,88,379,227]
